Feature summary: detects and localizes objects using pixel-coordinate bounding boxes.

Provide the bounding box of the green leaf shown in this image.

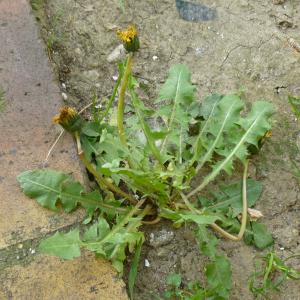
[206,255,232,299]
[190,94,223,163]
[60,180,84,212]
[201,179,263,217]
[198,101,274,189]
[81,121,102,137]
[99,167,169,204]
[199,93,223,119]
[179,213,220,225]
[128,239,143,300]
[18,169,121,217]
[39,229,81,259]
[252,222,274,249]
[80,135,100,161]
[80,207,144,275]
[196,94,244,171]
[196,225,218,259]
[158,64,195,105]
[17,170,69,210]
[156,64,196,159]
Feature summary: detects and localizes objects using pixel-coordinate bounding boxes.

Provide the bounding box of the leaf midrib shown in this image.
[196,101,237,172]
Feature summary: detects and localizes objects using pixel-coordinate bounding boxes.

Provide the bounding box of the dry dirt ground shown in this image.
[33,0,300,299]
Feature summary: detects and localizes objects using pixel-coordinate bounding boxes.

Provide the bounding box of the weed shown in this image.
[159,273,206,300]
[288,95,300,118]
[17,26,275,299]
[249,252,300,298]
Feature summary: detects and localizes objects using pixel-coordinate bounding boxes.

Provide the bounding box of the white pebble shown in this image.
[145,259,150,267]
[17,244,23,249]
[31,249,36,254]
[61,92,68,100]
[61,83,66,89]
[112,75,118,81]
[152,55,158,61]
[16,255,20,260]
[280,247,285,251]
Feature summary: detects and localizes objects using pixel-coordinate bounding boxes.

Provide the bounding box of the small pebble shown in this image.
[17,244,23,249]
[16,255,20,260]
[31,249,36,254]
[112,75,118,81]
[61,83,66,89]
[149,229,174,248]
[107,44,125,62]
[145,259,150,267]
[280,247,285,250]
[152,55,158,61]
[62,92,68,100]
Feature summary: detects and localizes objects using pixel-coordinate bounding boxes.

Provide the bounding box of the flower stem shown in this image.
[117,53,133,146]
[180,159,249,241]
[100,73,122,122]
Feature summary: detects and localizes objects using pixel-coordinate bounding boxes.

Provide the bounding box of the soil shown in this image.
[32,0,300,299]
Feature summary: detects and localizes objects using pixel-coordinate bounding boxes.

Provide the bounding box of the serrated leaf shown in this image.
[158,64,195,105]
[17,170,69,211]
[156,64,196,161]
[238,101,275,147]
[18,169,121,218]
[196,94,244,171]
[39,229,81,259]
[199,101,274,189]
[199,93,223,119]
[206,255,232,299]
[190,94,223,163]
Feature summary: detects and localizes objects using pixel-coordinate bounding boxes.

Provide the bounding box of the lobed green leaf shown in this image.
[39,229,81,259]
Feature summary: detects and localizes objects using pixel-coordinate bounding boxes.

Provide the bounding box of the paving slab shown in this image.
[0,0,128,298]
[0,253,127,300]
[0,0,85,249]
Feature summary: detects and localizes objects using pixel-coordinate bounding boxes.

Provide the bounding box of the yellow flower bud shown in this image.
[117,25,140,52]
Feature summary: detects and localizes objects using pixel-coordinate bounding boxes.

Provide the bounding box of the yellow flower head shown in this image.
[117,25,140,52]
[117,25,137,43]
[53,107,82,132]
